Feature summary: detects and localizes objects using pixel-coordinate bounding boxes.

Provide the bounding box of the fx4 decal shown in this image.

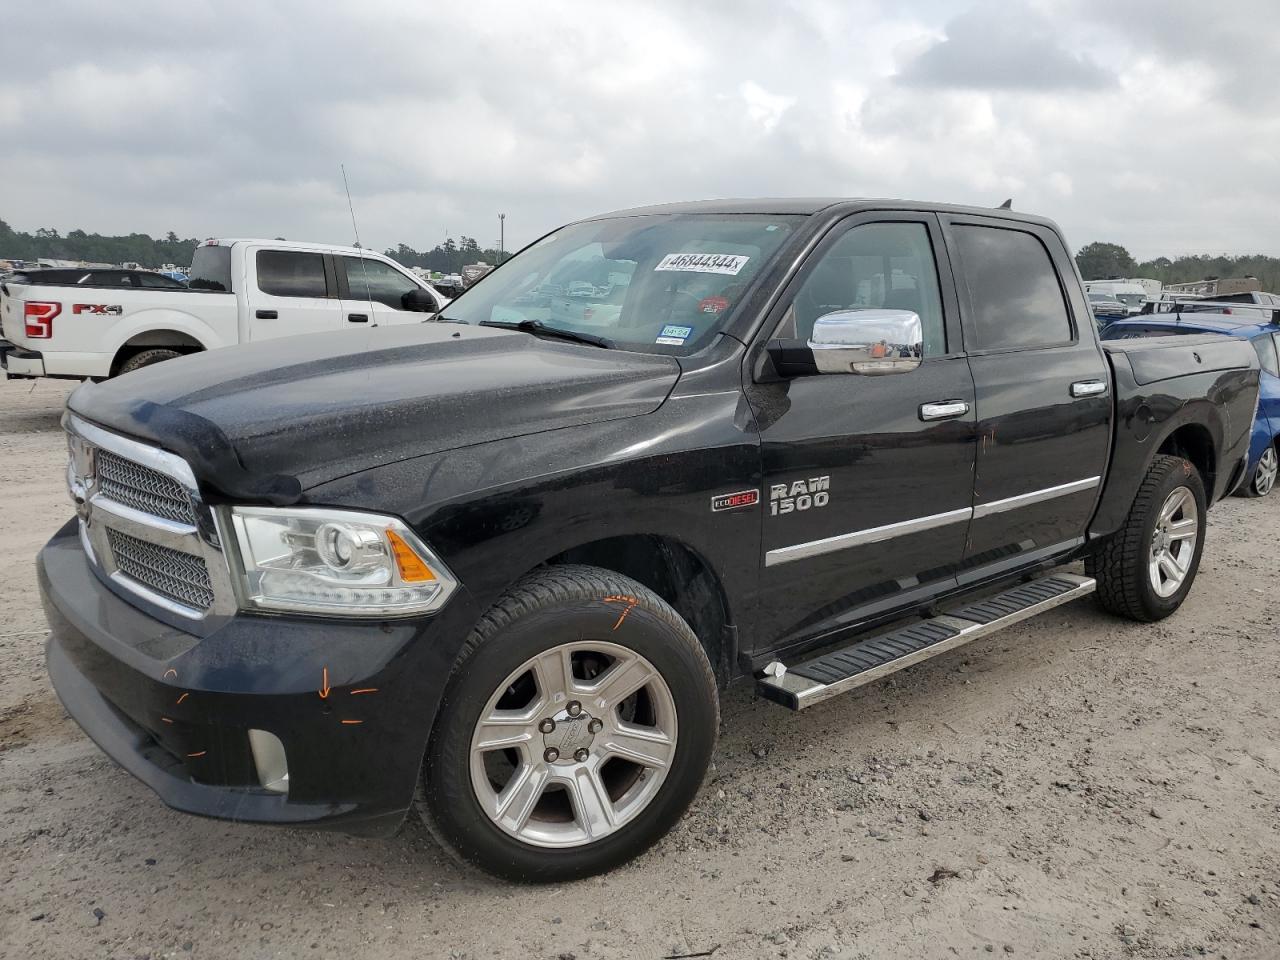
[73,304,123,315]
[769,476,830,516]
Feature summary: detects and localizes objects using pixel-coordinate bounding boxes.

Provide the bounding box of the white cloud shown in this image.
[0,0,1276,260]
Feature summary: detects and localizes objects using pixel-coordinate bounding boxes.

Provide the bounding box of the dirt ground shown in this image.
[0,376,1277,960]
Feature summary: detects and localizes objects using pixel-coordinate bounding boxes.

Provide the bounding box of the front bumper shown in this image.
[40,518,478,837]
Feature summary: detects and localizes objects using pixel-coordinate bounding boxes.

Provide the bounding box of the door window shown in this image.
[257,250,328,298]
[341,257,422,309]
[786,221,946,356]
[953,225,1072,350]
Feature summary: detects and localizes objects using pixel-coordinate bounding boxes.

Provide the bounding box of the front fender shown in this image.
[303,392,763,649]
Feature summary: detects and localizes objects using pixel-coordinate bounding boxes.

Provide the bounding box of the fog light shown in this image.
[248,729,289,794]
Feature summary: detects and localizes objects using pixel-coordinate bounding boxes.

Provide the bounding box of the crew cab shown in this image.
[1,239,444,380]
[38,199,1259,883]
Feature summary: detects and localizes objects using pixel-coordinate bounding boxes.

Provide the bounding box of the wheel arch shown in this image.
[110,329,208,375]
[1154,421,1216,498]
[532,534,738,687]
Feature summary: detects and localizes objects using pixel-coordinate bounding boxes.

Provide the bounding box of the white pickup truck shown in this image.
[0,239,446,380]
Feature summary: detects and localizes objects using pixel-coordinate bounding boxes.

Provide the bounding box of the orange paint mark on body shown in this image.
[350,688,378,695]
[175,692,189,705]
[162,668,177,680]
[318,666,331,699]
[160,717,174,724]
[186,750,207,758]
[340,719,363,725]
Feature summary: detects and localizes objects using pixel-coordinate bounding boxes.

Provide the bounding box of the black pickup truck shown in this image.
[39,199,1259,881]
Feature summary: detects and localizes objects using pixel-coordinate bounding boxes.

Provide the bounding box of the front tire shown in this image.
[1086,454,1207,622]
[418,564,719,882]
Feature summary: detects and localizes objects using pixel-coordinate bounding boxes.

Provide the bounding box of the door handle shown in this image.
[1071,379,1107,398]
[347,313,369,323]
[255,309,277,319]
[919,400,970,422]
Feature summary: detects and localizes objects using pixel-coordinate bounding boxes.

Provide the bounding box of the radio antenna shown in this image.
[340,163,377,325]
[341,163,362,249]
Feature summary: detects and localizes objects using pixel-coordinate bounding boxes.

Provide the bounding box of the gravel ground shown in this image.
[0,376,1277,960]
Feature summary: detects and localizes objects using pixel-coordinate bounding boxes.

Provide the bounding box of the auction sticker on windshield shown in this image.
[656,324,694,345]
[655,253,750,276]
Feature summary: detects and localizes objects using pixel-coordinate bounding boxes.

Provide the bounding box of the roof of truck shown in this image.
[201,238,378,257]
[1107,314,1278,338]
[586,197,1060,229]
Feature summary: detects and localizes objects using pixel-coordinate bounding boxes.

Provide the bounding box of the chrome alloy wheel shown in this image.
[1148,486,1198,598]
[469,641,678,848]
[1254,446,1278,497]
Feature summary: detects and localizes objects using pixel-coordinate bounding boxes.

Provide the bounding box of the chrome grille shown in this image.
[96,447,197,525]
[105,528,215,612]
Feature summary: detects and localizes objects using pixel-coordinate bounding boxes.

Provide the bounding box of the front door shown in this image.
[337,255,439,327]
[749,214,977,651]
[940,216,1112,579]
[249,248,342,341]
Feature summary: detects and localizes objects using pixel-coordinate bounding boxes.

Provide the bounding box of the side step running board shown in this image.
[757,573,1095,710]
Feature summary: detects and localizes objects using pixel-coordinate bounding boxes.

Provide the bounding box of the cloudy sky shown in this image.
[2,0,1276,259]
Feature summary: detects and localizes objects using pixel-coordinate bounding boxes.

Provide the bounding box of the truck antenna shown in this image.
[341,163,362,249]
[341,163,378,325]
[997,198,1013,210]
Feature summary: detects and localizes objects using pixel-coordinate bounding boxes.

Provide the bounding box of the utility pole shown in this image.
[498,213,506,264]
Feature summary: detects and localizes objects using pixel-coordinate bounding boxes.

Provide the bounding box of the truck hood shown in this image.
[68,323,681,500]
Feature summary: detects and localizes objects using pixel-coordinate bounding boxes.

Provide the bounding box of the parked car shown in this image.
[7,268,188,289]
[1104,307,1280,497]
[1088,291,1128,324]
[1181,291,1280,321]
[39,198,1259,882]
[1084,280,1147,314]
[0,239,447,380]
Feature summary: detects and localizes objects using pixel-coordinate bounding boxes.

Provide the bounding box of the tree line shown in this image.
[4,217,1277,290]
[0,218,503,274]
[1074,241,1280,292]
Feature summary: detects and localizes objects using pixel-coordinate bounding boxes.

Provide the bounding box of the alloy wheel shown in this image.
[1254,446,1278,497]
[468,640,678,848]
[1148,486,1198,598]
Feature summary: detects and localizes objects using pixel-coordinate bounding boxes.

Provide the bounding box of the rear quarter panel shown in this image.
[1090,338,1259,537]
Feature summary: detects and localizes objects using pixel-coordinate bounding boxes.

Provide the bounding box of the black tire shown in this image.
[1086,454,1207,622]
[1237,445,1277,499]
[417,564,719,882]
[118,348,182,375]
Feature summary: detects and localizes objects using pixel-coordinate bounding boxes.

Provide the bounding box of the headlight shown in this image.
[228,506,457,617]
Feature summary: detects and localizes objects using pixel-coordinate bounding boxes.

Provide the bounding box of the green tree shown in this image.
[1075,241,1137,280]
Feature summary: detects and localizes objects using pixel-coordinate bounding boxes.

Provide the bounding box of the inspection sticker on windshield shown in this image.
[655,253,750,276]
[655,324,693,345]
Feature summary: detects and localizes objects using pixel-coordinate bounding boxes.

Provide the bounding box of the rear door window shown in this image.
[1253,334,1280,377]
[257,250,329,298]
[952,225,1073,351]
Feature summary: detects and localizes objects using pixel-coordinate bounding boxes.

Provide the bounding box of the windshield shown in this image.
[441,214,804,353]
[1114,293,1144,308]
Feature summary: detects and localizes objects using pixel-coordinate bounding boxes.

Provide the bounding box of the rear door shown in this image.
[247,248,342,340]
[335,255,438,326]
[750,213,977,649]
[941,216,1112,578]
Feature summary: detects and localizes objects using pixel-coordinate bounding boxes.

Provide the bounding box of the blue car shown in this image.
[1104,309,1280,498]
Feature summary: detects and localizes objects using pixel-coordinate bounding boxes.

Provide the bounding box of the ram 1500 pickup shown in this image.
[38,199,1260,881]
[1,239,443,380]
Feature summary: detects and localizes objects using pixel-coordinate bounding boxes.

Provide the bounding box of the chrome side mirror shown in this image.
[808,309,923,375]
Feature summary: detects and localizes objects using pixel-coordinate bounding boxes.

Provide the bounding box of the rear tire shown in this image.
[1086,454,1206,622]
[118,348,182,375]
[1239,445,1277,498]
[417,564,718,882]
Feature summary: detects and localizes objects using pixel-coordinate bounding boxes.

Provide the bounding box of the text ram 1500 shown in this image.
[39,199,1260,882]
[1,239,445,380]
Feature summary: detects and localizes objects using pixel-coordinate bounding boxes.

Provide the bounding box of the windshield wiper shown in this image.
[479,319,614,349]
